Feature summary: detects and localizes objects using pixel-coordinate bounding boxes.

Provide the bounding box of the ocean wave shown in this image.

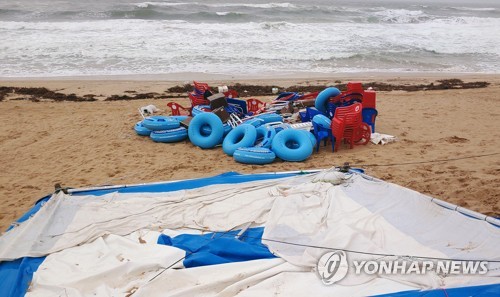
[134,2,298,9]
[430,16,500,25]
[1,11,499,76]
[134,2,191,8]
[372,9,433,24]
[449,7,497,12]
[203,2,298,9]
[259,21,290,30]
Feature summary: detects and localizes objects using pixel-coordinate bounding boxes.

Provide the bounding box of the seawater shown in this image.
[0,0,499,77]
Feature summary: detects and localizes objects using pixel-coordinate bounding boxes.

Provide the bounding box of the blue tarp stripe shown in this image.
[72,171,297,196]
[0,257,45,297]
[157,227,276,268]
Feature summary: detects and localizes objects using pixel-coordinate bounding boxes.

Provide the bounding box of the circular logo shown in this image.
[317,251,349,285]
[355,105,360,112]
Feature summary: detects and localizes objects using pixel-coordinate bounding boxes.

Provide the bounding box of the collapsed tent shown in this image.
[0,169,499,296]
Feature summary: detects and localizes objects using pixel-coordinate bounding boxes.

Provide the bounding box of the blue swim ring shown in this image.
[271,129,313,162]
[142,116,180,131]
[303,130,317,147]
[192,105,211,117]
[188,113,224,149]
[170,115,189,122]
[255,113,283,124]
[234,147,276,165]
[150,127,188,143]
[134,121,152,136]
[201,123,232,137]
[312,114,332,129]
[222,124,257,156]
[315,87,340,115]
[255,125,276,148]
[245,118,264,127]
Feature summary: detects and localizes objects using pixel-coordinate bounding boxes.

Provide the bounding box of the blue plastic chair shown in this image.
[312,121,334,152]
[362,108,378,133]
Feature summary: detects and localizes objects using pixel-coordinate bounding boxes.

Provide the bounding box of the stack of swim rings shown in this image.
[222,123,314,164]
[134,106,316,165]
[135,115,189,143]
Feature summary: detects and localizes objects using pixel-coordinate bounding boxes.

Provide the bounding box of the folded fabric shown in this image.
[158,227,276,268]
[371,132,397,145]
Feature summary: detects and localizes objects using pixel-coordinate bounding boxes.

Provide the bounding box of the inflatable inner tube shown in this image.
[271,129,313,162]
[201,123,232,137]
[142,116,180,131]
[188,113,224,149]
[255,125,276,148]
[255,113,283,124]
[192,105,211,117]
[170,115,189,122]
[134,121,152,136]
[150,127,188,143]
[312,114,332,129]
[315,87,340,115]
[234,147,276,165]
[244,118,264,128]
[223,124,257,156]
[303,130,317,148]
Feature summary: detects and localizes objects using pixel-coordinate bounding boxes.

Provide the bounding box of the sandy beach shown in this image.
[0,74,499,231]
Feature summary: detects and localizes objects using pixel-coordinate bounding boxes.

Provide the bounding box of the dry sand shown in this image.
[0,75,499,231]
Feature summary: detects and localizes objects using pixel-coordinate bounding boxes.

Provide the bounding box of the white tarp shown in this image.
[1,170,499,296]
[0,177,295,260]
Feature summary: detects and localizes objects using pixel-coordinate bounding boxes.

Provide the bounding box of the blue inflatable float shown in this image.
[233,147,276,165]
[201,123,232,137]
[255,125,276,148]
[223,124,257,156]
[255,113,283,124]
[312,114,332,129]
[245,118,264,128]
[150,127,188,143]
[142,116,180,131]
[303,130,317,148]
[192,105,211,117]
[188,113,224,149]
[134,121,152,136]
[315,87,341,115]
[271,129,313,162]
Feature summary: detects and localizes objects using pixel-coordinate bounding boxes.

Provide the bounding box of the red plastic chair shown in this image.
[330,117,345,152]
[223,89,239,98]
[300,91,319,100]
[167,102,191,116]
[193,81,211,94]
[354,122,371,145]
[347,81,364,93]
[188,92,210,107]
[247,98,265,113]
[334,103,363,149]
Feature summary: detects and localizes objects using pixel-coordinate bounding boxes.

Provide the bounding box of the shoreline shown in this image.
[1,71,500,83]
[1,73,499,101]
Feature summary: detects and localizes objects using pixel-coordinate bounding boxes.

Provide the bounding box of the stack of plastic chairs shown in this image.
[193,81,211,94]
[333,103,369,149]
[187,81,211,113]
[330,117,345,152]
